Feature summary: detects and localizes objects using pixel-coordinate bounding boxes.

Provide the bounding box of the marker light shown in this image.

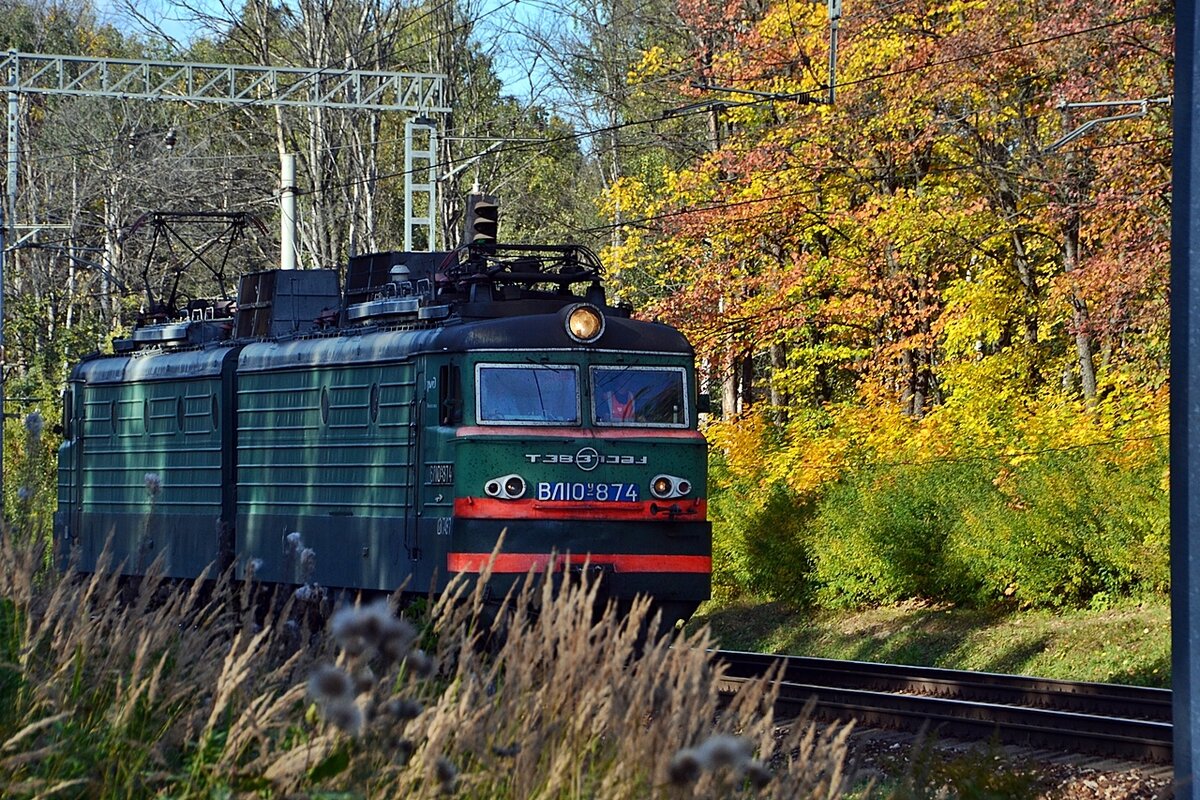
[485,474,527,500]
[650,474,691,499]
[565,304,605,343]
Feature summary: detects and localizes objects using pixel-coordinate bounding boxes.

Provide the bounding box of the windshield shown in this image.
[592,367,687,427]
[476,365,579,425]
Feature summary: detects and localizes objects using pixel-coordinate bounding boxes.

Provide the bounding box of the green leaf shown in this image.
[307,747,351,782]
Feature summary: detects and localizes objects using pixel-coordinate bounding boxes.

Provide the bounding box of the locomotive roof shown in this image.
[236,311,692,372]
[78,244,694,382]
[70,343,239,385]
[72,307,691,384]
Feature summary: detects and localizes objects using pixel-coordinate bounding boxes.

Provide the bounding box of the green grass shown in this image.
[690,597,1171,687]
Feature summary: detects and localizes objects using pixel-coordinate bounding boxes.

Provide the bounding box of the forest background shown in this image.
[0,0,1174,612]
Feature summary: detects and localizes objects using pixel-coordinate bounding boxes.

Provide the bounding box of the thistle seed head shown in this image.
[308,664,354,704]
[383,697,423,720]
[405,649,435,678]
[323,699,364,736]
[285,531,304,550]
[330,598,396,655]
[352,665,377,694]
[696,734,753,769]
[667,749,702,786]
[299,547,317,577]
[380,616,418,663]
[744,760,773,790]
[294,583,325,603]
[143,472,162,497]
[434,756,458,792]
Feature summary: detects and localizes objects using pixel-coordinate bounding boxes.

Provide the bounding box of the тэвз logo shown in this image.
[523,448,649,470]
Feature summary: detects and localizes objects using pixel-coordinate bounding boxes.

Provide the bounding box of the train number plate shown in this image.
[536,482,640,502]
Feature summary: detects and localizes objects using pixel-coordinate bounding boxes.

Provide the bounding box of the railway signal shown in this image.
[465,193,499,245]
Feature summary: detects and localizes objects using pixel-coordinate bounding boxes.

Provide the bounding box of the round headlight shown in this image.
[504,475,526,498]
[566,304,604,343]
[651,476,673,498]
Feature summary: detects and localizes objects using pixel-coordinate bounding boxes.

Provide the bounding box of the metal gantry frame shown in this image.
[1,50,450,240]
[0,50,449,484]
[404,118,439,251]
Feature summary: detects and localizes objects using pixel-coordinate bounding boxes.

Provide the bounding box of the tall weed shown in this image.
[0,537,852,798]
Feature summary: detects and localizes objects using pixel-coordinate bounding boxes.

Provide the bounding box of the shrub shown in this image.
[799,443,1169,609]
[709,461,818,605]
[953,447,1169,607]
[810,462,988,607]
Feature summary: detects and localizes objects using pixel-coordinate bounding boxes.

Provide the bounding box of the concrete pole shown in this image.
[0,51,14,493]
[827,0,841,106]
[280,153,297,270]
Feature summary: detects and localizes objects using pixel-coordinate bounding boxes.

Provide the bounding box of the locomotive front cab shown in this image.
[445,317,712,628]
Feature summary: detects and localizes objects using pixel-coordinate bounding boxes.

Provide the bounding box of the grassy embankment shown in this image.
[691,598,1171,688]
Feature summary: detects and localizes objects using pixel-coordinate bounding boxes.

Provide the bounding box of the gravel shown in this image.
[841,729,1174,799]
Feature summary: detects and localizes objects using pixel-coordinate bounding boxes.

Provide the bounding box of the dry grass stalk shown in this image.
[0,535,853,798]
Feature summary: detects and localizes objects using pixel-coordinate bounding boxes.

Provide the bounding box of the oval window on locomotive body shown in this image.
[369,383,381,424]
[176,396,186,432]
[475,363,580,426]
[320,386,331,426]
[591,366,689,428]
[211,393,219,430]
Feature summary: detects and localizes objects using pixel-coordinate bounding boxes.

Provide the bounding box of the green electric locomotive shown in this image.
[55,244,711,627]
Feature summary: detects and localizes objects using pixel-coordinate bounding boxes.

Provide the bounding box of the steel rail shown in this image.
[715,650,1173,763]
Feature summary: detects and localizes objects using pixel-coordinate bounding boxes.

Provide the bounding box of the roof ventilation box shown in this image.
[342,251,449,324]
[235,269,341,338]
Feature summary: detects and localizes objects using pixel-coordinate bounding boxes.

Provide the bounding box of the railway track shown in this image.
[714,651,1173,763]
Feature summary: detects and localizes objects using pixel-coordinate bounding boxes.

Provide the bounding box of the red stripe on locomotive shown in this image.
[452,497,706,520]
[447,552,712,574]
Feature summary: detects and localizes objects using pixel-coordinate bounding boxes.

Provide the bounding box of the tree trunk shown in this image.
[1063,213,1097,403]
[740,355,754,413]
[769,342,788,423]
[722,354,738,418]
